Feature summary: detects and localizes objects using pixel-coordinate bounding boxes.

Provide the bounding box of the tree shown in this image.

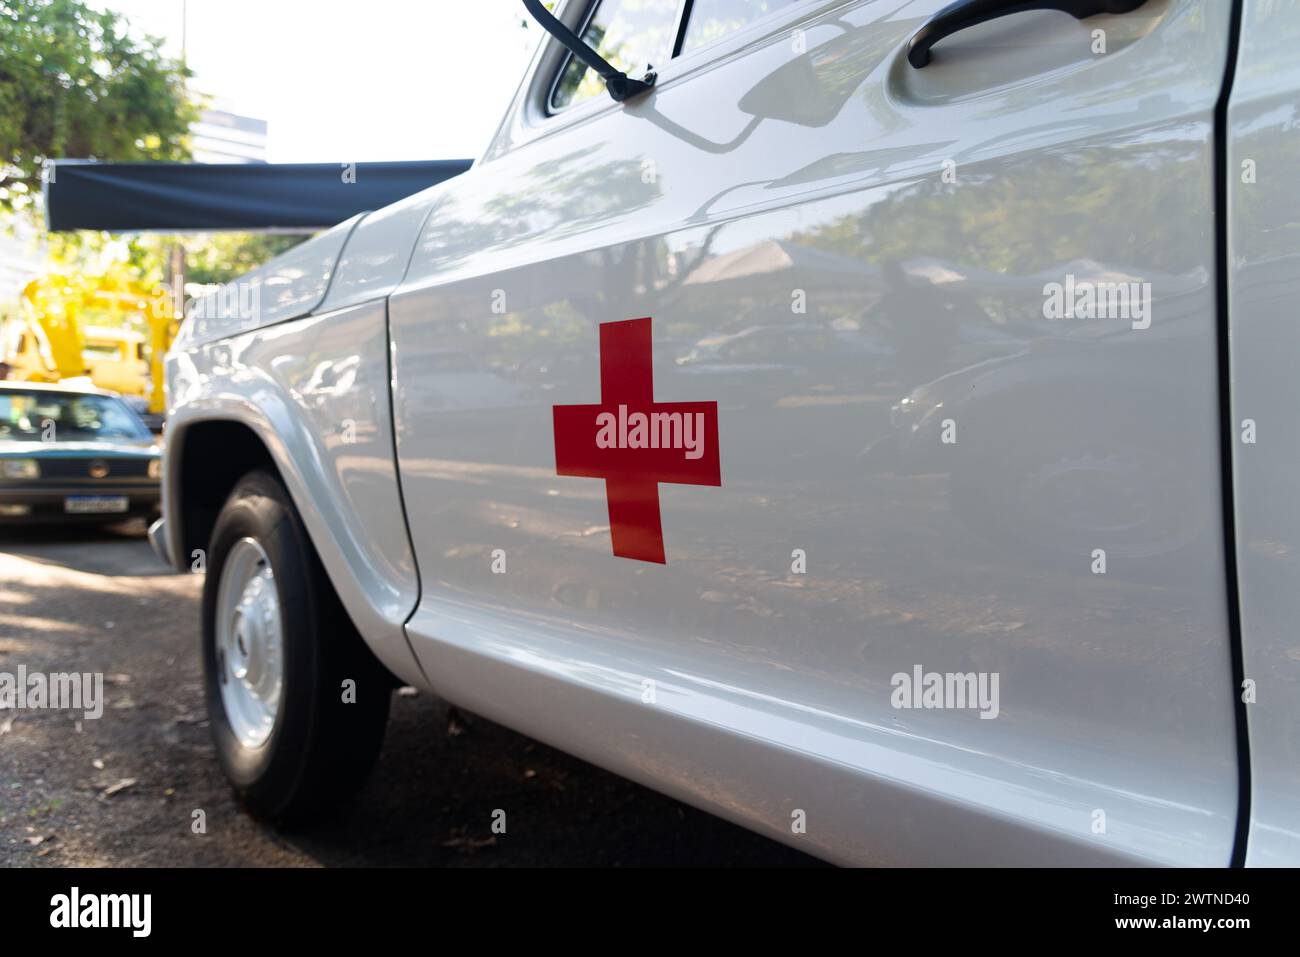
[0,0,196,216]
[39,229,310,304]
[183,233,310,287]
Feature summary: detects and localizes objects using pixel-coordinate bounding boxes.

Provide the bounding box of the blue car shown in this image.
[0,381,161,525]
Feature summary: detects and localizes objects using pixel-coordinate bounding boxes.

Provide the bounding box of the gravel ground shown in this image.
[0,522,822,867]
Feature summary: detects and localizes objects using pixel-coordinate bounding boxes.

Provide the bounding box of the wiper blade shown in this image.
[522,0,656,103]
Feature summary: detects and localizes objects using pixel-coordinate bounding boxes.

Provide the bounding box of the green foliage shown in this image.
[31,231,310,331]
[183,233,310,287]
[0,0,197,215]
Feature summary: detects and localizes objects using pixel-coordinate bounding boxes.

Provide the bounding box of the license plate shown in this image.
[64,496,130,515]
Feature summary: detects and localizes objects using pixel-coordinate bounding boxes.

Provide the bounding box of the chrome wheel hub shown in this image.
[215,537,283,748]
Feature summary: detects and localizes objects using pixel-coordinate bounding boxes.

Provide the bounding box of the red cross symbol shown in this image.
[553,317,721,564]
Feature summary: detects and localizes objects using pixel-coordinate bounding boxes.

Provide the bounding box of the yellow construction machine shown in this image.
[1,274,177,417]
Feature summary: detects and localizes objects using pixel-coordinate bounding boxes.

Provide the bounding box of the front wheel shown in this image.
[201,470,391,823]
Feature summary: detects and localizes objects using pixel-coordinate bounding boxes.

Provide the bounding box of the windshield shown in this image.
[0,391,152,443]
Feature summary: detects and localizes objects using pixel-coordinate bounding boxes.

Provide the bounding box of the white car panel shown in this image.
[320,191,453,313]
[165,301,427,689]
[1227,0,1300,867]
[388,0,1239,865]
[178,214,364,348]
[411,595,1146,865]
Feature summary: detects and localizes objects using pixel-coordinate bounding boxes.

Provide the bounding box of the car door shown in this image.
[388,0,1240,865]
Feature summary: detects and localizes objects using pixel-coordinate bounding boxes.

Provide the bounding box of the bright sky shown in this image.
[96,0,542,162]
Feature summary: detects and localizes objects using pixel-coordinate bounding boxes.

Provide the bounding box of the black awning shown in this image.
[44,159,472,232]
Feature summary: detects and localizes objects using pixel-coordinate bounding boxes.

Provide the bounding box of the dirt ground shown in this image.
[0,522,821,867]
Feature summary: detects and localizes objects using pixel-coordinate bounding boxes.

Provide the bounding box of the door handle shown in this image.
[907,0,1148,68]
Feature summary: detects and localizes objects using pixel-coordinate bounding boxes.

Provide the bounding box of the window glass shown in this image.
[680,0,801,54]
[84,341,122,360]
[0,391,150,442]
[550,0,680,111]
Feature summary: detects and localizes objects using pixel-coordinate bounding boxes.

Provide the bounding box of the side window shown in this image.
[549,0,680,112]
[679,0,802,55]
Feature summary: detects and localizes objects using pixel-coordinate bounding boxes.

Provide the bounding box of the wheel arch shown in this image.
[162,302,430,693]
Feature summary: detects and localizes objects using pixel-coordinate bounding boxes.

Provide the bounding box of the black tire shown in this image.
[201,469,391,824]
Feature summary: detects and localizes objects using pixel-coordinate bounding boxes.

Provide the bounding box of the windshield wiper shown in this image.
[521,0,656,103]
